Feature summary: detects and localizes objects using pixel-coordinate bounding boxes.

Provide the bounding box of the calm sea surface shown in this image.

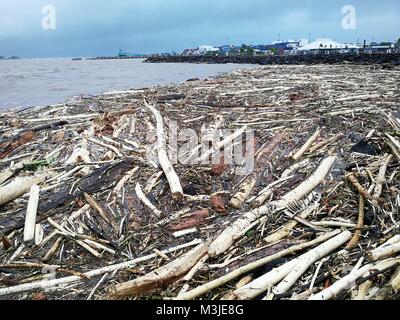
[0,58,257,110]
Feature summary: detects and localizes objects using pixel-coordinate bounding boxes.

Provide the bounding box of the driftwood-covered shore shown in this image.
[0,64,400,300]
[145,53,400,66]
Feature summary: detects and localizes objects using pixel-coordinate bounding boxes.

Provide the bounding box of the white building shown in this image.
[198,45,219,54]
[298,38,359,54]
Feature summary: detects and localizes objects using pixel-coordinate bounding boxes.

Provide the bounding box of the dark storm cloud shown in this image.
[0,0,399,57]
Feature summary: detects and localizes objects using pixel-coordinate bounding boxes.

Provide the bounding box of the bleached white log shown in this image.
[0,173,48,206]
[179,231,340,300]
[274,156,336,208]
[0,239,202,297]
[272,231,352,295]
[369,241,400,261]
[309,258,400,300]
[144,101,183,200]
[208,156,336,257]
[232,231,350,299]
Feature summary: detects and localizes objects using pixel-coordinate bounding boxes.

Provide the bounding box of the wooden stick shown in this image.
[177,230,340,300]
[135,183,162,218]
[308,133,343,154]
[197,126,247,164]
[253,175,293,207]
[264,206,314,244]
[346,173,378,206]
[144,101,183,201]
[346,195,365,250]
[23,184,40,243]
[0,238,202,297]
[144,171,163,193]
[84,193,112,225]
[112,166,139,200]
[373,154,392,200]
[292,129,321,161]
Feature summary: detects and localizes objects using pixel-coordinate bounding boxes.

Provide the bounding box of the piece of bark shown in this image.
[211,195,227,213]
[168,209,210,231]
[0,131,36,159]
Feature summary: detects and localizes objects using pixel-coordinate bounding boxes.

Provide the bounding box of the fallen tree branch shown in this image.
[346,194,365,250]
[309,257,400,300]
[135,183,162,218]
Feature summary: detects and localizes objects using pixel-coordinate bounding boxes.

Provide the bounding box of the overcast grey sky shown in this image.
[0,0,399,58]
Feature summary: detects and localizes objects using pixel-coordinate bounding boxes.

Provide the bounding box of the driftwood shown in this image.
[346,194,365,250]
[108,240,210,298]
[177,230,340,300]
[309,257,400,300]
[292,128,321,160]
[0,172,49,207]
[144,101,183,201]
[23,184,40,243]
[0,159,136,235]
[208,156,336,257]
[231,231,351,300]
[0,239,201,297]
[0,64,399,300]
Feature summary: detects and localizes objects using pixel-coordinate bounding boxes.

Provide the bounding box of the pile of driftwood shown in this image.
[0,64,399,300]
